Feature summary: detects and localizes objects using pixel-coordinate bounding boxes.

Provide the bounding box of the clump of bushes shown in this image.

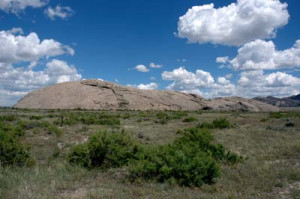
[260,118,268,122]
[182,116,197,123]
[155,118,168,125]
[16,120,62,137]
[155,111,190,124]
[169,111,188,119]
[0,131,34,167]
[0,115,18,122]
[129,128,240,186]
[69,128,240,187]
[0,121,25,137]
[269,112,285,119]
[68,130,140,169]
[29,115,43,120]
[198,118,232,129]
[55,112,121,126]
[269,112,300,119]
[155,112,170,125]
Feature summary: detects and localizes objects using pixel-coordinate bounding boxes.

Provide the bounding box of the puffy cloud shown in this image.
[162,67,228,98]
[162,67,214,91]
[0,29,74,64]
[217,77,230,85]
[225,73,233,79]
[218,39,300,70]
[237,70,300,97]
[177,0,289,46]
[149,62,163,68]
[161,67,300,98]
[137,83,158,90]
[0,59,81,91]
[0,29,81,106]
[135,64,149,72]
[45,5,74,20]
[45,59,82,83]
[216,57,229,64]
[127,82,158,90]
[0,0,47,14]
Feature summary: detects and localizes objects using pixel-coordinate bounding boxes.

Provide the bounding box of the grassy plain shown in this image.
[0,108,299,199]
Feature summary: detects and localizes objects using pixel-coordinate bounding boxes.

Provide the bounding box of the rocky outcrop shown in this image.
[254,95,300,107]
[14,79,279,112]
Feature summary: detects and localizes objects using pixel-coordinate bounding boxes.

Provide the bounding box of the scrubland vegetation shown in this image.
[0,108,299,198]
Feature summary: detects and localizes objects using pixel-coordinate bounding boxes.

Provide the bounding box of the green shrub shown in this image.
[29,115,43,120]
[269,112,300,119]
[212,118,232,129]
[197,121,215,129]
[0,131,34,167]
[55,112,121,126]
[269,112,285,119]
[69,128,240,187]
[155,118,168,125]
[0,121,25,137]
[17,120,51,130]
[47,125,63,137]
[0,115,18,122]
[182,116,197,123]
[198,118,232,129]
[122,113,131,119]
[156,112,170,120]
[130,147,220,187]
[169,111,188,120]
[68,130,140,169]
[260,118,268,122]
[68,144,91,168]
[129,128,240,186]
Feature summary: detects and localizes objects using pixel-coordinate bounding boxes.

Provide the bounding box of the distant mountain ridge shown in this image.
[254,94,300,107]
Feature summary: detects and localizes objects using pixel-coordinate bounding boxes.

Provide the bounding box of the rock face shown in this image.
[14,79,279,112]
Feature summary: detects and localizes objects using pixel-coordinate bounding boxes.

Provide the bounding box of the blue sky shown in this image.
[0,0,300,106]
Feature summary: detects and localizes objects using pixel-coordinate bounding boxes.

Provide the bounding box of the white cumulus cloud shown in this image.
[237,70,300,97]
[127,82,158,90]
[218,39,300,70]
[0,29,81,106]
[45,5,74,20]
[149,62,163,68]
[0,29,74,64]
[0,0,47,14]
[177,0,289,46]
[162,67,214,92]
[137,83,158,90]
[161,67,300,98]
[135,64,149,72]
[217,77,230,85]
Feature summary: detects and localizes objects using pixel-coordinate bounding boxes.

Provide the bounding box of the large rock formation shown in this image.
[254,95,300,107]
[14,79,279,112]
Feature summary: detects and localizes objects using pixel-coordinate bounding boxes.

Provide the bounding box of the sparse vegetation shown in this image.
[269,112,300,119]
[54,112,121,126]
[0,108,299,198]
[198,118,232,129]
[182,116,197,123]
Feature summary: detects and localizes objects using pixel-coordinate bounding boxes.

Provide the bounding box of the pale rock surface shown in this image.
[14,79,279,112]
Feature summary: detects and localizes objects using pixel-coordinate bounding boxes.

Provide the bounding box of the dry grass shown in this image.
[0,108,299,198]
